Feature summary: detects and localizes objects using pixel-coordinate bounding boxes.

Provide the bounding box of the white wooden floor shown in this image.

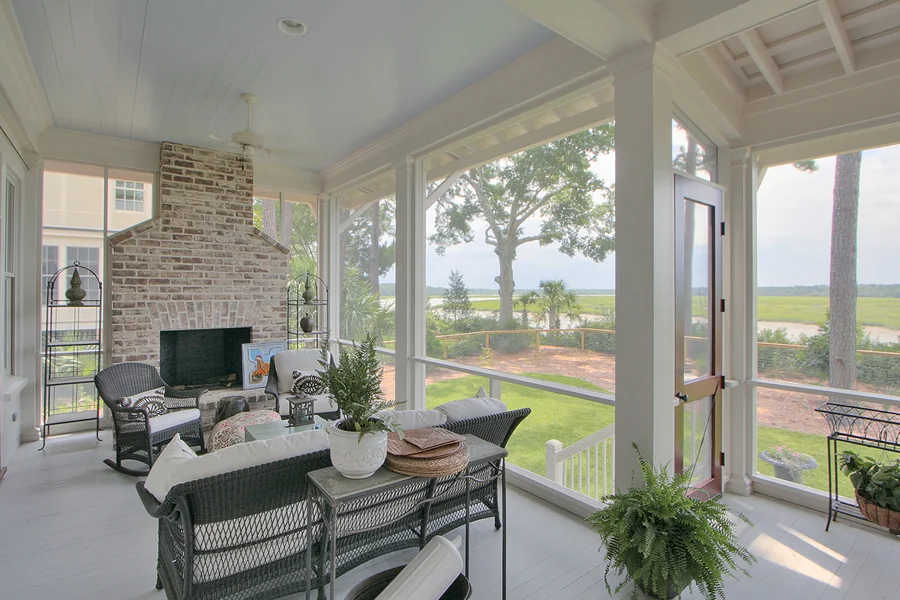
[1,432,899,600]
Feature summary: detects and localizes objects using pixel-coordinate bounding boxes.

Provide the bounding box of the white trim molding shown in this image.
[0,0,52,153]
[39,128,159,172]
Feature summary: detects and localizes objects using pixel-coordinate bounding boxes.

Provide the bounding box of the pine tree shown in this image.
[442,270,473,330]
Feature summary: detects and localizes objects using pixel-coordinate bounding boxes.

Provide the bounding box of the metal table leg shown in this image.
[502,459,507,600]
[305,494,313,600]
[330,504,338,600]
[465,467,471,579]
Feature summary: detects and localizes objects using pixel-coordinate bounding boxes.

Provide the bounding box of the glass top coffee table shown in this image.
[244,414,327,442]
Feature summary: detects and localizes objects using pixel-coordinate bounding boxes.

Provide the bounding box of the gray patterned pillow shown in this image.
[291,370,326,396]
[121,386,168,419]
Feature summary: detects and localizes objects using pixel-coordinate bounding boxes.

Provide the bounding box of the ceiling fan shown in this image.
[209,93,272,157]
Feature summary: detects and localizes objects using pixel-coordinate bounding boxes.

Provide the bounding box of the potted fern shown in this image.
[318,335,397,479]
[587,445,756,599]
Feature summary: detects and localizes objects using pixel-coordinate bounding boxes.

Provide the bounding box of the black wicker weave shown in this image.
[433,408,531,534]
[95,362,206,476]
[136,450,331,600]
[265,357,340,421]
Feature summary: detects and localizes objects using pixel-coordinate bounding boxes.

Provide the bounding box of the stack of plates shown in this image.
[385,428,469,477]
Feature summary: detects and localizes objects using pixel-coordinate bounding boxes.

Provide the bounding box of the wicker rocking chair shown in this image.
[95,362,206,476]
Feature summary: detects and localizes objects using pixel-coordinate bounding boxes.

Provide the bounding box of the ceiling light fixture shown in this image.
[277,17,307,36]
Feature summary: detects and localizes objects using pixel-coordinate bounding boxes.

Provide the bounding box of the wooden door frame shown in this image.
[674,174,725,494]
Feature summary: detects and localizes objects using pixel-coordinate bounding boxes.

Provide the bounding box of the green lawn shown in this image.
[425,371,897,496]
[467,295,900,330]
[425,373,615,476]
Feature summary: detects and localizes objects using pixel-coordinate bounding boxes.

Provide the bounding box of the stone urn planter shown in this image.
[759,448,818,483]
[327,419,388,479]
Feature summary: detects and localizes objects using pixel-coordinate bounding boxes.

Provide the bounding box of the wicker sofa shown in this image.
[136,408,530,600]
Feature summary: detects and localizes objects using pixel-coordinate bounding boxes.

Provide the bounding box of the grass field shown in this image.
[468,295,900,330]
[424,371,895,496]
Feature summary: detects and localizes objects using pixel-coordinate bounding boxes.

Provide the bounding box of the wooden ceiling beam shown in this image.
[732,0,900,69]
[738,29,784,94]
[819,0,855,74]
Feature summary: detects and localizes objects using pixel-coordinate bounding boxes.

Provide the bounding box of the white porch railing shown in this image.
[545,424,615,500]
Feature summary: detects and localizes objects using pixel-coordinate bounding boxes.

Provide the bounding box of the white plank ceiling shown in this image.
[11,0,555,171]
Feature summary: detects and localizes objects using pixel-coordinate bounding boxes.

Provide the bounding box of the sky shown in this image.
[383,138,900,292]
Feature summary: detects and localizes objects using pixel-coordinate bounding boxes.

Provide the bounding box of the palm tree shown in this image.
[515,291,540,328]
[537,280,580,330]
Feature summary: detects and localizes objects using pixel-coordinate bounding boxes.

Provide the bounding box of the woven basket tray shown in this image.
[856,491,900,531]
[385,444,469,477]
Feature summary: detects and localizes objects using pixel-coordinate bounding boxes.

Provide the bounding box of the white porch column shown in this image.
[18,154,42,443]
[724,148,756,496]
[612,46,677,483]
[394,157,426,410]
[317,194,341,351]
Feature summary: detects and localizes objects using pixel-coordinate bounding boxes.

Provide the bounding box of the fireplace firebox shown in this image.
[160,327,251,388]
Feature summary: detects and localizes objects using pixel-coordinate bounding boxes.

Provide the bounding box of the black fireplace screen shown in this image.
[160,327,251,388]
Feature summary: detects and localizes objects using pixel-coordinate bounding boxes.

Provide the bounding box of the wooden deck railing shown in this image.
[545,424,616,500]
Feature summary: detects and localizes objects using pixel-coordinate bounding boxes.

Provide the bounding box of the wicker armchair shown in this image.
[136,450,331,600]
[95,362,206,476]
[265,352,340,421]
[429,407,531,535]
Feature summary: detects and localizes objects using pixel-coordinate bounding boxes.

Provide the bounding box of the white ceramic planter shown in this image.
[326,420,388,479]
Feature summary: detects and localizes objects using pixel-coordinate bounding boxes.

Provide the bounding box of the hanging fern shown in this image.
[586,445,756,599]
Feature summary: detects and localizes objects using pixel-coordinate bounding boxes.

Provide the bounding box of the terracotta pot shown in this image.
[855,491,900,531]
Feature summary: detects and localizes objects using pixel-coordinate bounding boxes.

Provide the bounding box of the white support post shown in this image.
[318,194,341,353]
[610,45,677,484]
[719,148,756,496]
[725,148,757,496]
[394,157,426,409]
[545,440,563,484]
[19,154,42,443]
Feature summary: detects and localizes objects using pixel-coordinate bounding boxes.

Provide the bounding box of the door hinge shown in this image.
[720,298,726,312]
[721,451,726,467]
[720,221,726,236]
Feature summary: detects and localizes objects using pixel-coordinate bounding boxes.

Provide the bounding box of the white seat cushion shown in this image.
[274,350,328,393]
[148,408,201,433]
[144,428,330,502]
[277,392,335,416]
[374,409,447,430]
[435,396,507,422]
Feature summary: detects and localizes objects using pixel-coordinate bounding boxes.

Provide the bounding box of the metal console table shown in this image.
[306,434,507,600]
[816,401,900,531]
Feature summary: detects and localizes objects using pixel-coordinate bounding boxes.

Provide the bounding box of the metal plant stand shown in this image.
[41,262,103,449]
[816,402,900,531]
[287,271,329,350]
[306,434,508,600]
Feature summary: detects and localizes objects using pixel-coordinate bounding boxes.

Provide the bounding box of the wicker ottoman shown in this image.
[209,410,281,451]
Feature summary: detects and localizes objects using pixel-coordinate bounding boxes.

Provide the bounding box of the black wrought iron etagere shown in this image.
[287,271,329,350]
[41,262,103,449]
[815,401,900,531]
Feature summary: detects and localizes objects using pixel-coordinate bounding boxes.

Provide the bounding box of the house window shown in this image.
[3,175,18,374]
[66,246,100,301]
[42,245,59,305]
[114,180,144,212]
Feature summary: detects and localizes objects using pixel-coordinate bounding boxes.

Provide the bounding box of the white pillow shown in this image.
[144,429,330,503]
[435,396,507,423]
[374,409,447,430]
[274,350,327,393]
[144,433,197,501]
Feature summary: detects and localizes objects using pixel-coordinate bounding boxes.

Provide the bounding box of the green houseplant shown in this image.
[318,335,397,479]
[587,445,756,599]
[839,450,900,530]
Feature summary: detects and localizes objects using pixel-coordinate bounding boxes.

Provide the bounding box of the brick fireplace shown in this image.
[108,142,290,425]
